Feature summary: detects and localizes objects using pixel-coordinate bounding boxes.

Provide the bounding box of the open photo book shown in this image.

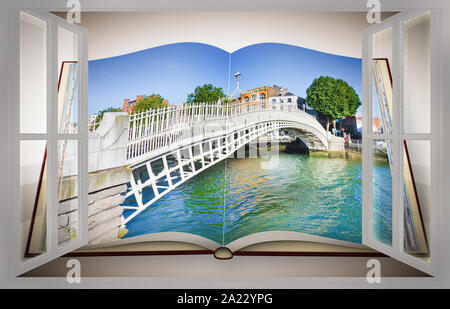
[79,42,377,257]
[25,42,427,259]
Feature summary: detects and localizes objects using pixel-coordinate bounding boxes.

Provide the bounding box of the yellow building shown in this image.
[233,85,282,113]
[240,85,281,103]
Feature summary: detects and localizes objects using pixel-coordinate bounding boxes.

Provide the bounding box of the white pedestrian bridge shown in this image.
[90,102,336,227]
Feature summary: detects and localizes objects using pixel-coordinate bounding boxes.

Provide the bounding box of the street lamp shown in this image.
[234,71,241,90]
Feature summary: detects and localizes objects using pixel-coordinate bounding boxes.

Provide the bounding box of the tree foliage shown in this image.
[97,107,122,120]
[187,83,226,104]
[306,76,360,131]
[132,94,166,113]
[93,107,122,130]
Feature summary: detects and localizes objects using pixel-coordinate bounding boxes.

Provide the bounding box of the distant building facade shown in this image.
[268,88,299,110]
[227,71,335,133]
[122,95,144,113]
[240,85,281,103]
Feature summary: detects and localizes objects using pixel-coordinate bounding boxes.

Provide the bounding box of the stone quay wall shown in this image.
[58,112,131,245]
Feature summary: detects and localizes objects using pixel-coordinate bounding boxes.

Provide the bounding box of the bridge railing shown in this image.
[128,101,323,140]
[126,101,328,163]
[128,103,228,142]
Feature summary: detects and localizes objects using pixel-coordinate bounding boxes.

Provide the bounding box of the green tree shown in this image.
[93,107,122,130]
[187,84,226,104]
[132,94,166,113]
[97,107,122,120]
[306,76,360,132]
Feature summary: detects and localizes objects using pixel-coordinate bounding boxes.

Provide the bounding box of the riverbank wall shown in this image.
[58,112,131,245]
[308,140,388,161]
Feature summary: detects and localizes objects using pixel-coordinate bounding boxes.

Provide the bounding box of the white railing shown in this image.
[125,101,329,164]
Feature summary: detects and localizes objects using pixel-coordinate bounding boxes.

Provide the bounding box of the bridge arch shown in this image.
[121,102,335,226]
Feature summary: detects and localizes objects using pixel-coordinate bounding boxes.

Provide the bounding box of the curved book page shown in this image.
[82,232,220,251]
[226,231,366,253]
[79,230,367,254]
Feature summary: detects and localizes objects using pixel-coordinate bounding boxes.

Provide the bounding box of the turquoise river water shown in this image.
[122,152,392,246]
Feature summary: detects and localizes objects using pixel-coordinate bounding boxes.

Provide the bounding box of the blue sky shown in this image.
[88,43,229,114]
[89,42,363,116]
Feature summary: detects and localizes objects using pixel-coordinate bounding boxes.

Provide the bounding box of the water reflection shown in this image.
[224,154,363,244]
[122,152,392,246]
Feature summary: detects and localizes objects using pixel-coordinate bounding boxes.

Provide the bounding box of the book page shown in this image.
[82,232,220,251]
[223,43,372,248]
[79,42,395,253]
[85,43,231,247]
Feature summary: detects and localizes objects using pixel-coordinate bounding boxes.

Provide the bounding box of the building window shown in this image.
[260,93,266,100]
[252,94,257,101]
[272,99,276,103]
[244,96,249,103]
[288,98,292,103]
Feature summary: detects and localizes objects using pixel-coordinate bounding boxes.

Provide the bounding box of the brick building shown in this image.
[122,95,168,114]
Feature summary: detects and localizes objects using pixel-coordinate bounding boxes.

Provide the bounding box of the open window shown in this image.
[12,10,88,276]
[6,7,442,279]
[362,10,439,275]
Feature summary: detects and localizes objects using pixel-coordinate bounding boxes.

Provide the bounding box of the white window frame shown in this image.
[362,9,441,275]
[8,8,88,276]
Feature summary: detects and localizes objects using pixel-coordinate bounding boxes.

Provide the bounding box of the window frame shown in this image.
[362,9,441,275]
[9,8,89,276]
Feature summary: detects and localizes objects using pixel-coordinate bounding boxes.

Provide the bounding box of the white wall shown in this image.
[63,11,396,60]
[403,13,431,134]
[58,27,78,73]
[20,12,47,134]
[372,27,393,65]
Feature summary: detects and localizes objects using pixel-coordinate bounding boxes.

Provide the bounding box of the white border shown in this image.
[0,0,448,289]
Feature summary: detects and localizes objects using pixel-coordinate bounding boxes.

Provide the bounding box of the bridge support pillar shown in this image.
[327,137,345,153]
